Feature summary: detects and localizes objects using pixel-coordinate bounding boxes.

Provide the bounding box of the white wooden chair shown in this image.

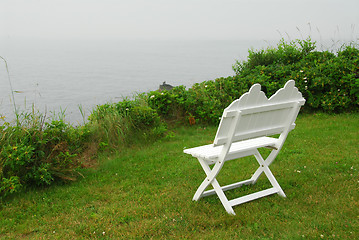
[183,80,305,215]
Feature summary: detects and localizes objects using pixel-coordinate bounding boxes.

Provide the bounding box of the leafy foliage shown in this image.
[147,38,358,124]
[0,113,88,198]
[88,95,166,146]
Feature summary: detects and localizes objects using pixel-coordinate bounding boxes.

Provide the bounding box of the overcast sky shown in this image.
[1,0,358,41]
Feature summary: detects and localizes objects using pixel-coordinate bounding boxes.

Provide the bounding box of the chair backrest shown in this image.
[213,80,305,146]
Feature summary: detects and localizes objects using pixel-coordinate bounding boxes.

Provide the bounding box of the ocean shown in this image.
[0,38,270,124]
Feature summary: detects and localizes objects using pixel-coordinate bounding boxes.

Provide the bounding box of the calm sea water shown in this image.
[0,38,270,124]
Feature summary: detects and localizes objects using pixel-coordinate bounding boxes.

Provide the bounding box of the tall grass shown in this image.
[276,23,359,52]
[87,94,167,147]
[1,56,18,122]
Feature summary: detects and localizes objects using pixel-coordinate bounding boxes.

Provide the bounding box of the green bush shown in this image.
[88,95,166,147]
[146,38,358,125]
[233,41,359,112]
[148,86,189,119]
[0,113,87,198]
[234,39,316,73]
[0,176,22,198]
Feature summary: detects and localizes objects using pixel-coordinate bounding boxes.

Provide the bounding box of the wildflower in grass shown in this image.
[300,70,304,72]
[150,95,155,99]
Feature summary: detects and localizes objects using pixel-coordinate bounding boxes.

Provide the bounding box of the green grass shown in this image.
[0,113,358,239]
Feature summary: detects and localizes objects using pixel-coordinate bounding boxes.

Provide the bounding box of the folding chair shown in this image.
[184,80,305,215]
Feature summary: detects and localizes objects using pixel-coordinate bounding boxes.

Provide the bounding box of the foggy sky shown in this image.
[1,0,358,41]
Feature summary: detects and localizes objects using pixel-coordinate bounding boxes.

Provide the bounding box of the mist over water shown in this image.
[0,38,272,124]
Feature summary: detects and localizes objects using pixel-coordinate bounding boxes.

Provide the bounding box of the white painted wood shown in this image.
[184,136,278,160]
[202,179,254,197]
[183,80,305,215]
[228,188,278,206]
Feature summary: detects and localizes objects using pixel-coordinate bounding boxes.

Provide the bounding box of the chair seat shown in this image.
[184,136,278,161]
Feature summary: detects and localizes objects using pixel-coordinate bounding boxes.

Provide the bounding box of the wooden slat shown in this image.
[202,179,253,197]
[240,101,296,115]
[185,136,278,160]
[228,187,278,206]
[223,110,238,118]
[215,126,284,145]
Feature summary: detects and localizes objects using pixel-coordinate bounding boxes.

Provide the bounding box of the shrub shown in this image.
[230,39,358,113]
[146,38,358,125]
[234,38,316,74]
[88,95,167,147]
[0,112,87,198]
[0,176,22,198]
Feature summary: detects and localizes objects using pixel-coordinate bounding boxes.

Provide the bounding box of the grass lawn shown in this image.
[0,113,358,239]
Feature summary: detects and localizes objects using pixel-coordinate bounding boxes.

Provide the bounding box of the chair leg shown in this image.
[250,149,279,184]
[193,158,235,215]
[193,158,223,199]
[192,150,286,215]
[211,178,235,215]
[192,158,214,201]
[253,150,286,197]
